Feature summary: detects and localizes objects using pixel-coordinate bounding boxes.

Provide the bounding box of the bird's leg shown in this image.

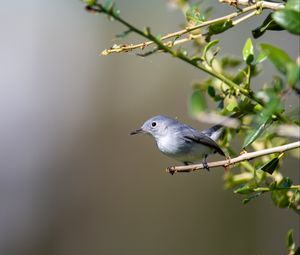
[202,155,209,171]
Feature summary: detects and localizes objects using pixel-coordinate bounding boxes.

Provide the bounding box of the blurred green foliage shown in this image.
[287,229,300,255]
[273,0,300,35]
[82,0,300,252]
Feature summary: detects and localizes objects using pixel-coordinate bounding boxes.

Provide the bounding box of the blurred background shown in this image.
[0,0,299,254]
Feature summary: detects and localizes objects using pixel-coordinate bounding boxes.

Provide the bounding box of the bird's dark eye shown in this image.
[151,122,157,127]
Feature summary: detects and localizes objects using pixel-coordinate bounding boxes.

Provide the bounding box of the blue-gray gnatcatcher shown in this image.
[130,115,225,170]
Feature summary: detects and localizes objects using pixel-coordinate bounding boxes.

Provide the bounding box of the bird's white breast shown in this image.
[156,135,179,154]
[156,134,213,163]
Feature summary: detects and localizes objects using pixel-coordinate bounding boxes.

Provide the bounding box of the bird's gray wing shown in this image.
[182,127,225,156]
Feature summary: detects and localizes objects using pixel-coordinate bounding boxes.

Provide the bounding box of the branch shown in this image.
[251,185,300,192]
[101,1,284,55]
[143,28,264,105]
[166,141,300,174]
[85,0,288,122]
[219,0,285,9]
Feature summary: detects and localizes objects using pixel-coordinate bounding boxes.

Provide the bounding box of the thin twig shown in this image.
[232,10,258,25]
[86,1,289,122]
[136,34,203,57]
[219,0,285,9]
[166,141,300,174]
[87,1,249,95]
[252,185,300,192]
[101,1,284,55]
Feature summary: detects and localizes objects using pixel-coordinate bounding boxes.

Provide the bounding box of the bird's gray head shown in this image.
[130,115,178,140]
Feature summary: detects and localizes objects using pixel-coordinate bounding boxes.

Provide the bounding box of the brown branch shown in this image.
[102,34,203,55]
[219,0,285,9]
[101,1,284,55]
[166,141,300,174]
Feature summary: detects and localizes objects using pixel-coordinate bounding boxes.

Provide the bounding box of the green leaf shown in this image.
[189,90,207,115]
[260,43,294,75]
[285,0,300,12]
[287,229,295,251]
[272,189,290,208]
[255,51,267,64]
[252,13,284,39]
[156,34,162,40]
[271,177,293,209]
[103,0,113,9]
[221,57,242,69]
[226,102,238,112]
[186,4,206,25]
[243,119,268,148]
[260,157,279,174]
[207,85,216,98]
[208,20,233,35]
[175,0,189,9]
[243,192,263,204]
[273,9,300,35]
[232,68,247,84]
[234,184,254,194]
[238,97,256,114]
[82,0,97,6]
[259,93,281,122]
[202,39,219,60]
[286,0,300,12]
[272,76,284,92]
[287,63,300,86]
[224,96,238,112]
[278,177,292,188]
[269,181,277,190]
[253,92,281,124]
[243,38,254,64]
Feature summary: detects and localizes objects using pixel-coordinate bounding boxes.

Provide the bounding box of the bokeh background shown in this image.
[0,1,299,254]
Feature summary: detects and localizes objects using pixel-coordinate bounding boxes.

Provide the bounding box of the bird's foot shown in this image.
[203,161,210,171]
[167,166,176,175]
[203,155,210,171]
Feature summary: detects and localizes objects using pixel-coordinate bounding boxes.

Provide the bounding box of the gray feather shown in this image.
[132,115,228,164]
[183,130,225,156]
[202,124,223,140]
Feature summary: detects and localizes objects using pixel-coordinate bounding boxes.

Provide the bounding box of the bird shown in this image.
[130,115,226,170]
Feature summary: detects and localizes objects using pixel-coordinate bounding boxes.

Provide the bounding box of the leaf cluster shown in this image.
[82,0,300,252]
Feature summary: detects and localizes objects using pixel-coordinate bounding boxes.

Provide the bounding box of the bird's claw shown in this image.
[202,155,210,171]
[203,161,210,171]
[167,166,176,175]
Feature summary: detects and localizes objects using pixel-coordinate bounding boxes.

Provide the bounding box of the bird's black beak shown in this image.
[130,128,144,135]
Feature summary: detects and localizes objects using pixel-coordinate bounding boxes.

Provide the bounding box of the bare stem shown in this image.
[232,10,258,25]
[166,141,300,174]
[219,0,285,9]
[101,1,284,55]
[85,0,287,120]
[252,185,300,192]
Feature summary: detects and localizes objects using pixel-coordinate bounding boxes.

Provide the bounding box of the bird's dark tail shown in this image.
[202,124,223,141]
[202,112,246,140]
